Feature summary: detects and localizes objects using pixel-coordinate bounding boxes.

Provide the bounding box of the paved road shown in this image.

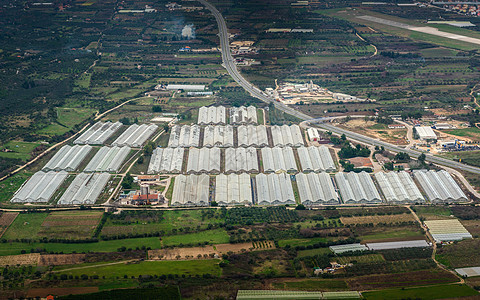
[200,0,480,175]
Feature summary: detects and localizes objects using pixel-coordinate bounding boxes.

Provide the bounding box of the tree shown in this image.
[395,152,410,162]
[295,204,306,210]
[137,156,144,164]
[152,106,162,112]
[122,173,134,189]
[418,153,426,164]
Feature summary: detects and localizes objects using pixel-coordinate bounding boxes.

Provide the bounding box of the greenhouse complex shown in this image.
[9,105,472,208]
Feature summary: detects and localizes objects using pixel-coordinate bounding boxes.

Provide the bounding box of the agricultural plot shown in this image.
[2,213,49,240]
[340,213,414,225]
[0,212,18,238]
[271,279,349,291]
[355,225,425,243]
[56,260,222,278]
[437,238,480,268]
[412,206,453,221]
[101,210,224,237]
[161,229,230,247]
[335,254,385,265]
[37,211,103,240]
[362,284,478,300]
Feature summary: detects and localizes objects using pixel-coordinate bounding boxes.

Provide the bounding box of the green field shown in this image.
[363,284,478,300]
[2,213,48,240]
[358,227,424,242]
[0,141,43,161]
[0,237,163,256]
[38,107,95,136]
[101,209,224,237]
[0,171,33,202]
[161,229,230,246]
[444,128,480,140]
[272,279,348,291]
[442,151,480,168]
[57,260,222,278]
[413,206,453,220]
[278,237,331,248]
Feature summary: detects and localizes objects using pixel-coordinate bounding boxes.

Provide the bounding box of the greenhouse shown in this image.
[297,146,336,173]
[74,121,122,145]
[43,145,92,172]
[171,174,210,207]
[187,147,221,173]
[335,172,382,204]
[112,123,158,147]
[255,173,295,205]
[57,173,110,205]
[237,125,269,147]
[197,106,226,125]
[261,147,297,173]
[215,173,252,206]
[414,170,467,203]
[148,147,185,174]
[225,147,259,173]
[271,125,304,147]
[229,106,257,124]
[11,171,68,203]
[296,172,339,205]
[84,146,131,173]
[375,171,424,203]
[168,125,201,148]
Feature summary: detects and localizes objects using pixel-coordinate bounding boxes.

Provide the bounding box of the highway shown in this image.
[199,0,480,175]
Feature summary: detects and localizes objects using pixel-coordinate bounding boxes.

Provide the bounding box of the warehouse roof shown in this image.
[415,126,437,140]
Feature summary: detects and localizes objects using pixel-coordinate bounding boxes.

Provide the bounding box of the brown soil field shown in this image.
[0,212,18,238]
[337,119,408,145]
[149,246,217,260]
[42,220,99,226]
[347,269,458,290]
[149,242,275,260]
[341,213,415,225]
[460,220,480,237]
[26,287,99,298]
[0,212,18,226]
[39,254,86,266]
[0,253,40,266]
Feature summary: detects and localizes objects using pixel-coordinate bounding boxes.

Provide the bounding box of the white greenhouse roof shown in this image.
[148,147,184,174]
[11,171,68,203]
[84,146,131,173]
[43,145,92,172]
[414,170,467,203]
[57,173,110,205]
[74,121,122,145]
[112,123,158,147]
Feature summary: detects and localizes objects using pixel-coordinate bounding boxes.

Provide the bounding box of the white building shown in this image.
[415,126,437,142]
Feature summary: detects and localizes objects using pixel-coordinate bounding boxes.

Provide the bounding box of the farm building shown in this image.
[112,123,158,147]
[187,147,221,173]
[255,173,295,205]
[335,172,382,204]
[229,106,257,124]
[307,128,320,141]
[11,171,68,203]
[366,240,430,250]
[329,243,368,254]
[413,170,467,203]
[171,174,209,206]
[215,173,252,206]
[148,147,185,174]
[261,147,297,173]
[167,125,201,148]
[84,146,131,173]
[203,125,234,148]
[43,145,92,172]
[375,171,424,203]
[74,121,122,145]
[424,219,472,242]
[197,106,226,125]
[237,125,269,147]
[271,125,304,147]
[166,84,205,91]
[296,172,339,205]
[57,173,110,205]
[297,146,336,173]
[225,147,259,173]
[414,126,437,142]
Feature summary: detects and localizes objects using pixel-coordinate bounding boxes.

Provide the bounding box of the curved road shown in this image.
[199,0,480,175]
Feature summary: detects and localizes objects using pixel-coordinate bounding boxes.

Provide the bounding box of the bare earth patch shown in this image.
[341,213,415,225]
[0,253,40,266]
